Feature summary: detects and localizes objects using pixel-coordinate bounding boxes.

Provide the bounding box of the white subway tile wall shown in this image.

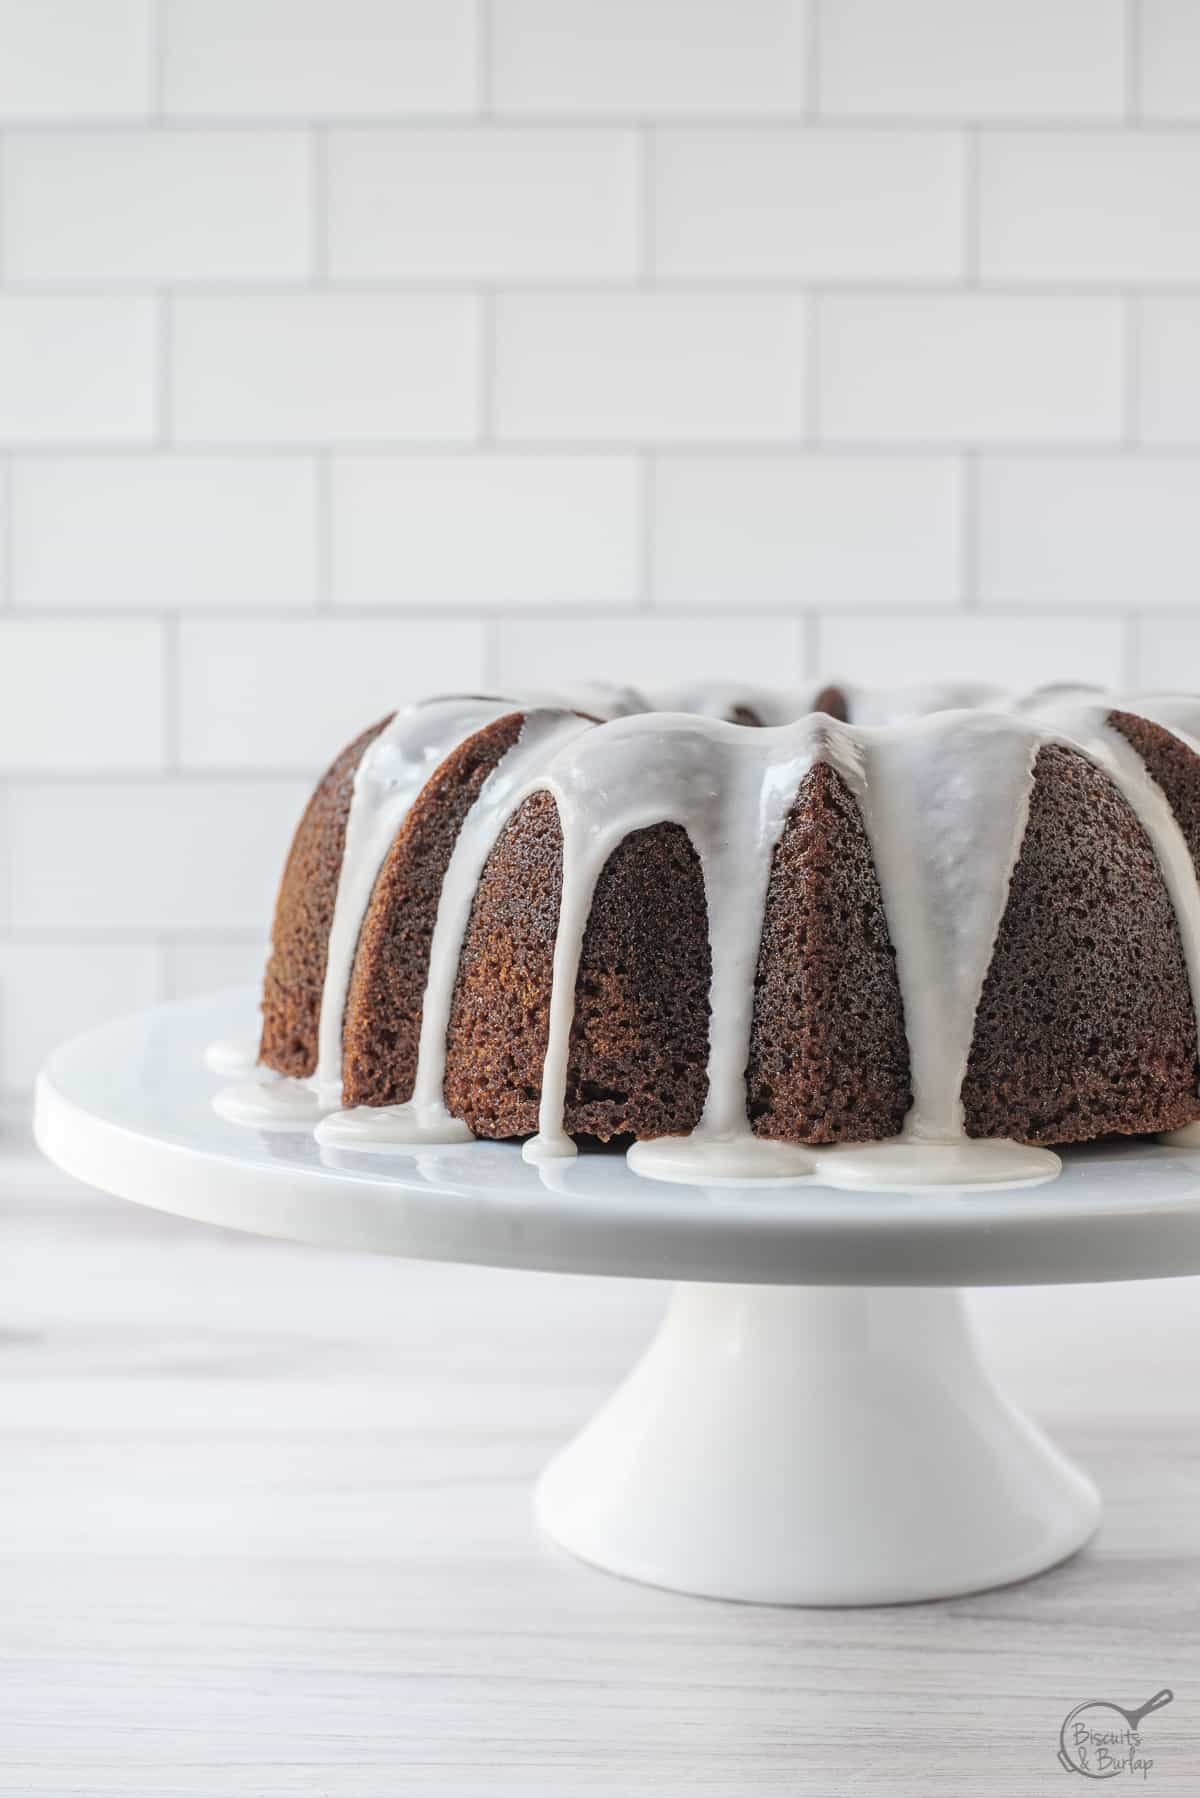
[817,0,1126,120]
[978,133,1200,284]
[817,295,1125,442]
[0,619,165,769]
[9,781,310,933]
[3,131,314,282]
[652,129,965,282]
[978,458,1200,608]
[13,457,321,609]
[0,0,153,121]
[817,610,1129,688]
[0,297,156,442]
[1139,300,1200,443]
[486,615,807,692]
[163,0,478,119]
[491,0,812,117]
[177,616,486,768]
[332,455,642,607]
[327,129,641,281]
[2,0,1199,1097]
[171,294,480,442]
[652,456,962,608]
[1139,0,1200,120]
[493,293,810,441]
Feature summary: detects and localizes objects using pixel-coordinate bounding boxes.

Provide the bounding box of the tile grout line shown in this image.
[9,113,1200,132]
[0,599,1154,635]
[11,113,1200,135]
[2,277,1199,299]
[476,434,1174,455]
[3,753,329,781]
[0,439,1195,461]
[0,924,262,946]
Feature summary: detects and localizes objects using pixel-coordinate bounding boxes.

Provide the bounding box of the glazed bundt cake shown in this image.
[243,682,1200,1187]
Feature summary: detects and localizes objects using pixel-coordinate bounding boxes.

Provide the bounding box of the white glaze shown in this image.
[626,1134,1060,1190]
[525,707,1061,1187]
[228,681,1200,1190]
[854,711,1041,1145]
[203,1038,261,1077]
[213,1076,333,1129]
[523,712,865,1166]
[315,698,515,1098]
[316,1101,472,1150]
[1111,691,1200,757]
[316,707,594,1150]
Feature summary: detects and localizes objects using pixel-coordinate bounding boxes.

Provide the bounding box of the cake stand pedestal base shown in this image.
[535,1283,1100,1605]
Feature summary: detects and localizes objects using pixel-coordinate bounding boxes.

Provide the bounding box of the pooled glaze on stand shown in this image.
[203,1038,260,1078]
[214,1073,328,1129]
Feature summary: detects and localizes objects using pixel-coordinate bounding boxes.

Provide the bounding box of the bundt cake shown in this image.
[229,681,1200,1188]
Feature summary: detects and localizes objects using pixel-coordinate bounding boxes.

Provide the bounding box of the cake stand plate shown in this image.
[33,991,1200,1607]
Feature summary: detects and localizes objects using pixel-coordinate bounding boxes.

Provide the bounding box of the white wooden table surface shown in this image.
[3,1120,1199,1797]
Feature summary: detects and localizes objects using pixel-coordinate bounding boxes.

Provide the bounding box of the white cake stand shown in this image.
[33,991,1200,1607]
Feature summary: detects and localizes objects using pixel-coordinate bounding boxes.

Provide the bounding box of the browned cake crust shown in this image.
[442,791,561,1137]
[565,820,710,1140]
[747,762,912,1143]
[260,715,392,1078]
[1108,708,1200,868]
[443,792,711,1141]
[812,685,850,722]
[341,712,525,1107]
[961,743,1200,1144]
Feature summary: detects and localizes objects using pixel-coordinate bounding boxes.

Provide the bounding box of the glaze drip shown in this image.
[317,707,593,1150]
[316,698,515,1098]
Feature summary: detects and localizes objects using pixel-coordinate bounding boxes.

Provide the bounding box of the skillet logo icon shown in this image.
[1058,1689,1173,1780]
